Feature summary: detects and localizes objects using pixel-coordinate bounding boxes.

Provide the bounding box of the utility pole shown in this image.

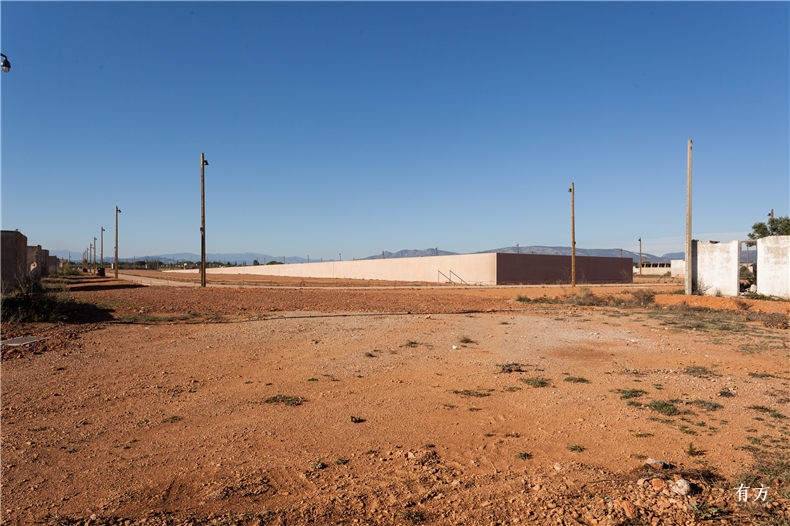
[200,153,208,287]
[638,237,643,276]
[685,139,693,295]
[569,182,576,287]
[115,206,121,279]
[93,237,97,272]
[100,227,105,269]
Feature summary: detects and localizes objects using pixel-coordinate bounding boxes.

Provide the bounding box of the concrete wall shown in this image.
[635,267,672,276]
[41,249,50,276]
[207,253,499,285]
[27,245,46,281]
[670,260,685,278]
[694,240,740,296]
[1,230,28,293]
[48,256,59,275]
[189,253,632,285]
[756,235,789,299]
[496,253,632,284]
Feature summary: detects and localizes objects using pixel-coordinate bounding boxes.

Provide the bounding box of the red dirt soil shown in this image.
[1,272,788,525]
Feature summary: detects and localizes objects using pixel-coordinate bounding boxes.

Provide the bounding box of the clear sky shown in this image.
[1,1,788,261]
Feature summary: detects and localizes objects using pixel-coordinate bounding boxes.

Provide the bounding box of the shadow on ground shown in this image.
[68,283,145,292]
[1,294,115,324]
[55,301,115,323]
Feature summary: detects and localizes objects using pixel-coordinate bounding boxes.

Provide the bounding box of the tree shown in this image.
[748,215,790,241]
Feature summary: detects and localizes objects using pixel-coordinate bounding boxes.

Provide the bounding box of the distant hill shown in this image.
[155,252,308,265]
[362,248,458,260]
[53,251,306,265]
[53,246,683,265]
[478,246,672,263]
[365,246,673,262]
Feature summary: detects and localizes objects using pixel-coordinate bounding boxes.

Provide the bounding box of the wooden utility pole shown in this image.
[114,206,121,278]
[685,139,693,295]
[570,182,576,287]
[638,237,643,276]
[200,153,208,288]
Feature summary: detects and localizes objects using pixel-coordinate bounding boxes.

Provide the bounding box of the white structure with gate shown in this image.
[691,236,789,299]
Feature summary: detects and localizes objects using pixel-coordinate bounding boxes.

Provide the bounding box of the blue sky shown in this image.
[1,2,788,261]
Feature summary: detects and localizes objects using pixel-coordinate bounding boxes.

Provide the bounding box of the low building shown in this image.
[634,262,672,276]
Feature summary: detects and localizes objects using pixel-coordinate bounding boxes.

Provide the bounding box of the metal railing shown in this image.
[438,270,469,285]
[449,270,468,285]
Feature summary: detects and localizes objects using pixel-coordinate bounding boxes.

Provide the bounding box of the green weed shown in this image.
[648,400,680,416]
[452,389,492,397]
[264,394,305,406]
[689,399,723,411]
[520,377,551,388]
[617,388,648,399]
[687,500,723,520]
[749,406,786,419]
[684,365,719,378]
[397,510,426,524]
[499,363,528,373]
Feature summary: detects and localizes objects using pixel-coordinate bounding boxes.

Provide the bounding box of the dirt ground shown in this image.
[1,272,789,525]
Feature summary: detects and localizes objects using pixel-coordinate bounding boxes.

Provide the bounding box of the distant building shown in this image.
[1,230,28,293]
[633,262,672,275]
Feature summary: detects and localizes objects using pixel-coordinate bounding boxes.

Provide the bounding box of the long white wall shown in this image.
[203,253,499,285]
[757,236,790,299]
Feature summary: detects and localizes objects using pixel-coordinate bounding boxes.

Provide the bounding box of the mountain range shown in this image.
[55,246,681,265]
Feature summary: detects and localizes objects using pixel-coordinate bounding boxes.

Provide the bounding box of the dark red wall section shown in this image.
[495,253,633,285]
